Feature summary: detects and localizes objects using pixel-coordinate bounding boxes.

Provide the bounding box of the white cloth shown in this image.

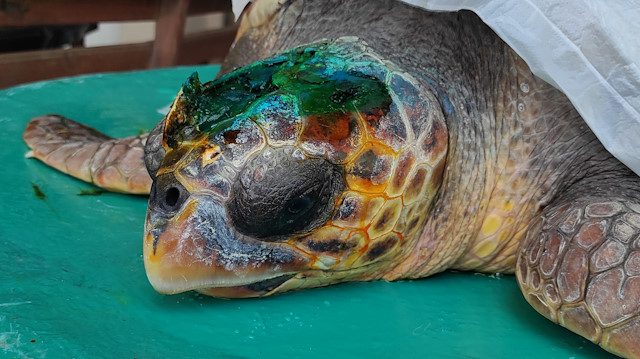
[233,0,640,175]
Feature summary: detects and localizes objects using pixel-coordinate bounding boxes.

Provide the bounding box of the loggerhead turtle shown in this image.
[22,0,640,357]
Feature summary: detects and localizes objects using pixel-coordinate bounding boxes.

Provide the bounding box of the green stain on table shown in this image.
[30,183,46,200]
[0,67,616,359]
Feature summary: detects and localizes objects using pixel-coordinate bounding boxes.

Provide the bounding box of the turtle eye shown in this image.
[227,147,345,241]
[149,173,189,215]
[287,194,313,215]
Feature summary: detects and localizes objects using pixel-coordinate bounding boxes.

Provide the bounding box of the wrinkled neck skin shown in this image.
[222,0,617,279]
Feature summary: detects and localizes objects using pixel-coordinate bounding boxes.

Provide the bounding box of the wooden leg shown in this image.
[150,0,190,68]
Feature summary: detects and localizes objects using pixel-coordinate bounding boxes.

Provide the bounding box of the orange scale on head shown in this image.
[299,112,364,164]
[366,197,404,239]
[339,231,370,267]
[427,157,446,193]
[366,101,410,152]
[156,146,193,175]
[394,202,415,235]
[386,149,416,197]
[345,142,396,193]
[331,191,369,229]
[361,108,385,133]
[417,119,448,163]
[173,145,233,199]
[352,232,401,266]
[300,227,356,254]
[363,197,386,226]
[201,145,221,166]
[402,165,431,205]
[395,199,430,242]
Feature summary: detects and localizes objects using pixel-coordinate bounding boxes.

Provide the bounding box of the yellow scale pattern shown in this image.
[287,70,449,277]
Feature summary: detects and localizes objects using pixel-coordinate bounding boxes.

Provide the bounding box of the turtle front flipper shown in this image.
[23,115,152,194]
[517,174,640,358]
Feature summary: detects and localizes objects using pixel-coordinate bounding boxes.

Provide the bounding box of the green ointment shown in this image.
[31,183,45,200]
[172,40,392,139]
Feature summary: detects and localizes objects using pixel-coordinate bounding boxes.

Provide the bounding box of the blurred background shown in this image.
[0,0,238,89]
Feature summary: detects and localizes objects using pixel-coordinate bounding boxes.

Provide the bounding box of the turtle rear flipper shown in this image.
[517,174,640,358]
[23,115,152,194]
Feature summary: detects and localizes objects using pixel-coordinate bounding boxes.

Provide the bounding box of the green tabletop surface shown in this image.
[0,67,616,359]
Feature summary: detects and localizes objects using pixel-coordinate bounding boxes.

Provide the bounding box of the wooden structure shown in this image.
[0,0,238,89]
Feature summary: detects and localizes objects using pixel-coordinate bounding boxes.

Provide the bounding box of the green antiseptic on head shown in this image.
[165,40,392,146]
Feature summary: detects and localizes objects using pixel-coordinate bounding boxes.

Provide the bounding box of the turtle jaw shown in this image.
[193,274,297,298]
[144,249,297,298]
[143,196,312,298]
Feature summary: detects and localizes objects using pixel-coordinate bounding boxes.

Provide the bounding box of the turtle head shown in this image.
[143,38,448,298]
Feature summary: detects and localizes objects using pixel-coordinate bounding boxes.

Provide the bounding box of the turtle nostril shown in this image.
[149,173,189,214]
[164,187,181,209]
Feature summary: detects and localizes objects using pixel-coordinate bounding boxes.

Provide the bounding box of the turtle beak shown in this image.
[143,192,311,298]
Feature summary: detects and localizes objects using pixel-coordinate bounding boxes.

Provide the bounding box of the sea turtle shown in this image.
[22,0,640,357]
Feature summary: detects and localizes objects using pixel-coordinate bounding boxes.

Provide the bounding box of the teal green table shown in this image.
[0,67,616,359]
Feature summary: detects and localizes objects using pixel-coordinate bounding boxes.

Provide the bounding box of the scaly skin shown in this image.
[21,0,640,357]
[517,175,640,358]
[23,115,151,194]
